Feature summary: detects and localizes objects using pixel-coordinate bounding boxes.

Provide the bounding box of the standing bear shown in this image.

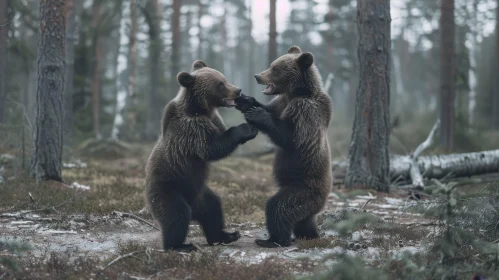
[145,60,258,252]
[235,46,333,248]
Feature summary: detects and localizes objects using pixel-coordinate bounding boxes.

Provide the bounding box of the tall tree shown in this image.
[197,0,204,58]
[345,0,391,192]
[247,0,254,95]
[63,0,81,148]
[0,0,8,124]
[90,1,104,140]
[171,0,181,96]
[268,0,277,65]
[30,0,66,182]
[467,0,479,126]
[494,0,499,128]
[111,0,128,140]
[126,0,138,136]
[439,0,455,151]
[144,0,163,140]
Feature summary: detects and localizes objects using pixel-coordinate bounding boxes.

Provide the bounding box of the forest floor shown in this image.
[0,142,442,279]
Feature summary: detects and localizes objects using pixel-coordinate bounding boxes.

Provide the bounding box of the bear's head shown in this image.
[254,46,319,96]
[177,60,242,110]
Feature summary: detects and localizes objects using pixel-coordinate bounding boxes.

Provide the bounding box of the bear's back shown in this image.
[145,99,218,188]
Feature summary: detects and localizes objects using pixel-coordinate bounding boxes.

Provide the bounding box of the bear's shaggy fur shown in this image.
[145,60,258,252]
[236,46,333,248]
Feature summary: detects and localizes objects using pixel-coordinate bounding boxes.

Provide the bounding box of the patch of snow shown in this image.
[10,221,34,225]
[384,197,405,205]
[0,175,4,184]
[374,204,400,210]
[390,246,425,260]
[38,229,78,235]
[351,230,373,242]
[63,159,88,169]
[69,182,91,191]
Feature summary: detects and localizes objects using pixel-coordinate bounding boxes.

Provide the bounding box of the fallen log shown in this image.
[333,149,499,185]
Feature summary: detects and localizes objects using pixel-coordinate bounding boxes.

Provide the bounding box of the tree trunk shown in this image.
[390,150,499,181]
[30,0,66,182]
[220,1,229,77]
[467,0,478,126]
[494,0,499,129]
[111,0,129,140]
[333,150,499,185]
[144,0,162,141]
[439,0,455,151]
[63,0,81,149]
[268,0,277,65]
[91,2,104,140]
[0,0,8,124]
[345,0,391,192]
[247,0,254,95]
[124,0,138,139]
[197,0,203,59]
[171,0,181,97]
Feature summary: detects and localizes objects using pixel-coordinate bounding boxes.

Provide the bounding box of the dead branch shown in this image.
[413,120,440,158]
[100,250,143,271]
[112,211,160,230]
[0,190,83,216]
[408,119,440,188]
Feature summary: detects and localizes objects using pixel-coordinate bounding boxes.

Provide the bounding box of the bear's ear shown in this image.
[288,45,302,54]
[296,52,314,69]
[177,72,195,88]
[192,60,207,71]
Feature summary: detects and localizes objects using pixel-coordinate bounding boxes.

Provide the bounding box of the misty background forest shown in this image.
[2,0,499,279]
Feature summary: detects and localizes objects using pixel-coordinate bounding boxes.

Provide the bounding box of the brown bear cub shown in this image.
[145,60,258,252]
[235,46,333,248]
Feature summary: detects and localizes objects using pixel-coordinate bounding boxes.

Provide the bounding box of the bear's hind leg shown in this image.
[149,189,195,252]
[192,187,240,246]
[293,215,319,240]
[256,189,320,248]
[256,190,301,248]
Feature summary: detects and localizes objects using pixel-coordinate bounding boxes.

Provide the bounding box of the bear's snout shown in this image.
[254,74,263,84]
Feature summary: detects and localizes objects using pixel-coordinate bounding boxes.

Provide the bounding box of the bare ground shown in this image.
[0,145,437,279]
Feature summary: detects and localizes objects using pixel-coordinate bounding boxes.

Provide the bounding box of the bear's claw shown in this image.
[208,231,241,246]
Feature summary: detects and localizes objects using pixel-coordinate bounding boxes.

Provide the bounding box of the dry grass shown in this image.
[7,242,294,280]
[296,238,338,250]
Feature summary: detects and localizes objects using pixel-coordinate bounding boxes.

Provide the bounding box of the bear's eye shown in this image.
[218,82,224,89]
[272,65,279,71]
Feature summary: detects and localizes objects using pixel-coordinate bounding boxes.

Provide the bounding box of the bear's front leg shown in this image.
[203,123,258,161]
[244,107,291,148]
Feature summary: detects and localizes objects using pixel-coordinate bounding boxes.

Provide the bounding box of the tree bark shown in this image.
[171,0,181,97]
[111,0,129,140]
[197,0,203,59]
[63,0,81,148]
[345,0,391,192]
[30,0,66,182]
[122,0,138,139]
[91,1,104,140]
[439,0,455,151]
[247,0,254,95]
[0,0,8,124]
[467,0,478,126]
[494,0,499,129]
[268,0,277,65]
[144,0,162,141]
